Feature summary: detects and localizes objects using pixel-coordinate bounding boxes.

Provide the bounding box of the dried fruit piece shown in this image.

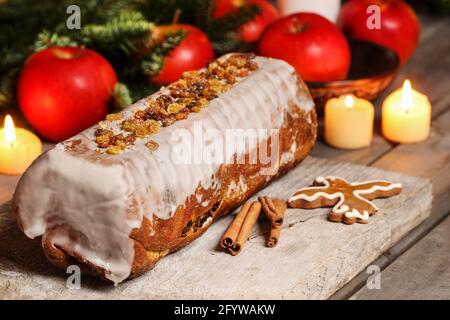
[122,119,138,132]
[145,120,161,135]
[162,117,176,127]
[134,110,146,120]
[106,113,123,121]
[174,111,189,121]
[190,106,201,113]
[146,140,159,151]
[167,103,185,114]
[93,53,259,152]
[95,135,112,148]
[107,145,124,155]
[94,128,113,137]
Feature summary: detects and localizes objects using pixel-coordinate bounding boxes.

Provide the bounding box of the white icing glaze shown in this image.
[13,55,314,284]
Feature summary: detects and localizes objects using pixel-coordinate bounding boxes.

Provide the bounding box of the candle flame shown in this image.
[344,95,354,109]
[401,79,413,111]
[4,115,16,146]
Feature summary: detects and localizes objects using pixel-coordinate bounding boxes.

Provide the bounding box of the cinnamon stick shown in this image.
[220,202,252,249]
[228,201,262,256]
[259,196,287,226]
[267,225,281,248]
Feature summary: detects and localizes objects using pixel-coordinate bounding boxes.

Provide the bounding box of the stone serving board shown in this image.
[0,157,432,299]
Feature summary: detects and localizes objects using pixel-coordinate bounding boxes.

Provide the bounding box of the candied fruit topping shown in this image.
[94,53,258,153]
[146,140,159,151]
[106,113,123,121]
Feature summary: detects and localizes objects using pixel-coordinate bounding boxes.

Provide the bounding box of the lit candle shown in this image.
[0,115,42,176]
[382,80,431,144]
[325,95,374,149]
[277,0,341,22]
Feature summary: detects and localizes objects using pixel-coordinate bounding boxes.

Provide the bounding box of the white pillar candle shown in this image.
[325,95,374,150]
[382,80,431,144]
[277,0,341,22]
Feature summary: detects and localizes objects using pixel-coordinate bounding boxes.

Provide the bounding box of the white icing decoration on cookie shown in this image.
[289,176,402,223]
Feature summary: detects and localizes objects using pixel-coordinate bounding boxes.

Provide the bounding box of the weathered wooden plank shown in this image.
[0,157,432,299]
[372,109,450,238]
[311,124,393,165]
[332,109,450,300]
[332,15,450,300]
[351,215,450,300]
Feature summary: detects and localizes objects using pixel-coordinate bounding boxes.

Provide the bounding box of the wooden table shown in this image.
[0,13,449,300]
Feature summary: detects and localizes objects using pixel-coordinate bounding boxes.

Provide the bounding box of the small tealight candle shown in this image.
[0,115,42,176]
[325,94,374,149]
[382,80,431,144]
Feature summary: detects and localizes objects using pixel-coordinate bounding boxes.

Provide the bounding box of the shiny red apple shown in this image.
[18,47,117,142]
[338,0,420,64]
[214,0,279,42]
[258,13,351,82]
[151,24,214,85]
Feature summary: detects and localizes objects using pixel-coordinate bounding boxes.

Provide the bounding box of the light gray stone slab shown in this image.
[0,157,432,299]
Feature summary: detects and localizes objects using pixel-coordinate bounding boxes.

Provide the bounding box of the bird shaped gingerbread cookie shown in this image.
[288,176,402,225]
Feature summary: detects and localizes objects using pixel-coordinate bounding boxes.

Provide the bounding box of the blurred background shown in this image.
[0,0,448,137]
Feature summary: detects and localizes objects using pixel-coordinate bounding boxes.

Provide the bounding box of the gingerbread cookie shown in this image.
[288,176,402,224]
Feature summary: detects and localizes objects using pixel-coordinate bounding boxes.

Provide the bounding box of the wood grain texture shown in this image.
[0,157,432,299]
[332,110,450,300]
[319,13,450,299]
[352,215,450,300]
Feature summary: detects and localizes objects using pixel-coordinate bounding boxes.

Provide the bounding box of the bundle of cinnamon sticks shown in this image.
[220,196,287,255]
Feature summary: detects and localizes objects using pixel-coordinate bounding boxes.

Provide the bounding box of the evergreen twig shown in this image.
[209,4,261,38]
[141,29,187,77]
[111,82,133,110]
[0,69,20,111]
[0,0,264,111]
[33,30,79,52]
[81,11,154,57]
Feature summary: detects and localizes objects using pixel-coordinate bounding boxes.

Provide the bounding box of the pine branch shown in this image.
[194,0,216,30]
[111,82,133,110]
[138,0,201,24]
[205,3,261,55]
[0,69,20,111]
[141,29,187,77]
[93,0,142,22]
[33,30,79,52]
[118,72,158,102]
[212,39,256,55]
[208,4,261,39]
[81,11,154,57]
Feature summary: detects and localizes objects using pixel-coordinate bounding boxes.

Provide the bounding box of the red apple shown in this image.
[258,13,351,82]
[151,24,214,85]
[214,0,279,42]
[338,0,420,64]
[18,47,117,142]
